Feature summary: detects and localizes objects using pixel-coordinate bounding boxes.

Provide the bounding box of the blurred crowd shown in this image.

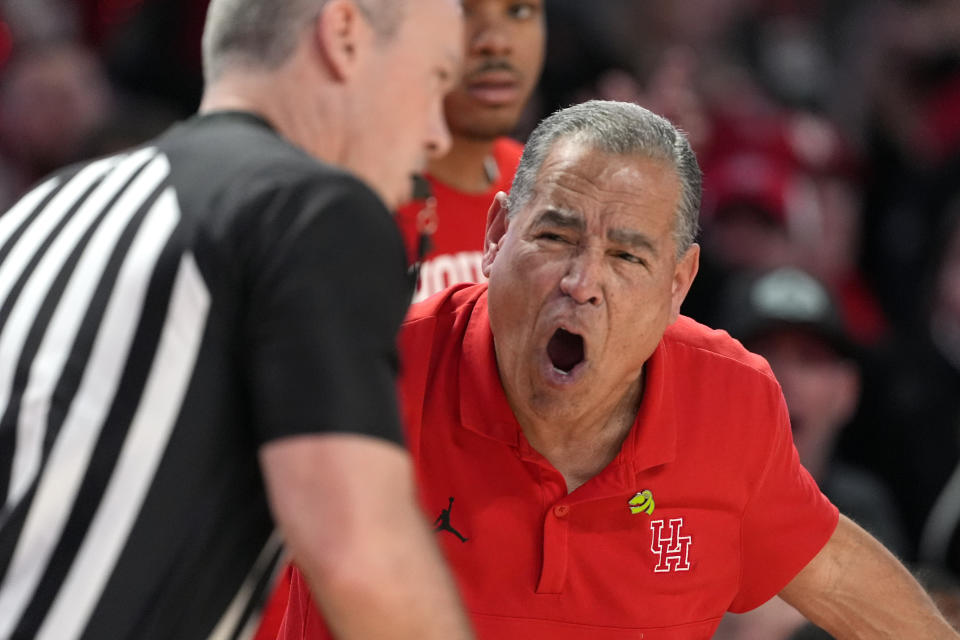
[1,0,959,636]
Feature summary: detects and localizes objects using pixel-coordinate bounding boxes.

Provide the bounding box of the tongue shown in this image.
[547,329,584,373]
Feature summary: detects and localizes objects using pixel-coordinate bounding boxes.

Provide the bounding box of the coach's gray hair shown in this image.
[202,0,405,82]
[506,100,702,256]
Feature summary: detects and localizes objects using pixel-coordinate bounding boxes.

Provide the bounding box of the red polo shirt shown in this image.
[279,284,838,640]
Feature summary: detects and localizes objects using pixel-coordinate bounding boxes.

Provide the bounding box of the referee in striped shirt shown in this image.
[0,1,475,639]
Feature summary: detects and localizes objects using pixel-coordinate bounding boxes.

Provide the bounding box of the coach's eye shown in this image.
[537,232,571,244]
[615,251,644,265]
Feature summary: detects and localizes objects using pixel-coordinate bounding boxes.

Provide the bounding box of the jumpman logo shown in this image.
[434,497,469,542]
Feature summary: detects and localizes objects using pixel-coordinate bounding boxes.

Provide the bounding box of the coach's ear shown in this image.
[313,0,373,81]
[669,243,700,323]
[482,192,509,277]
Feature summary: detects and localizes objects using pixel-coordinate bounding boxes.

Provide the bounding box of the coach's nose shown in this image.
[559,248,603,306]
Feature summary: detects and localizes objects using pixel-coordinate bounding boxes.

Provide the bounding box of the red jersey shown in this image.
[280,284,838,640]
[396,138,523,302]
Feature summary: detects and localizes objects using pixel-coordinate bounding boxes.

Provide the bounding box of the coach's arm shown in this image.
[780,513,958,638]
[259,434,475,640]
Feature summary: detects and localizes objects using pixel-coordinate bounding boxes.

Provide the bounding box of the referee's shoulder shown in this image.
[225,149,382,214]
[155,115,389,222]
[208,147,394,245]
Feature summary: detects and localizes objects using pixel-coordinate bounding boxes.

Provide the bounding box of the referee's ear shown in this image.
[312,0,374,82]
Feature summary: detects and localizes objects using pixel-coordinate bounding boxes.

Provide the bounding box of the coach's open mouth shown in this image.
[547,328,585,375]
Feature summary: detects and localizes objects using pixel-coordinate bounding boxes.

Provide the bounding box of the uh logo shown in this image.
[630,491,693,573]
[649,518,692,573]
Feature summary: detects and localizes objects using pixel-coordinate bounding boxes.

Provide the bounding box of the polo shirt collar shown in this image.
[459,291,523,447]
[618,329,678,472]
[458,289,678,473]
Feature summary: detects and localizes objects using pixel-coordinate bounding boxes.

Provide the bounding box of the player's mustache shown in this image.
[465,59,520,81]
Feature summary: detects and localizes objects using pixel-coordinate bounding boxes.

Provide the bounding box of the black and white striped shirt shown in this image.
[0,111,409,639]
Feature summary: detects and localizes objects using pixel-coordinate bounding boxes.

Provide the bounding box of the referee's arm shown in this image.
[260,436,472,640]
[244,176,473,640]
[780,514,958,638]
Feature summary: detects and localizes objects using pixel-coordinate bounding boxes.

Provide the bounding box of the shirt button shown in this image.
[553,504,570,518]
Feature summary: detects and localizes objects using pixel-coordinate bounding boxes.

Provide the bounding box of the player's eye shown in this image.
[508,2,539,20]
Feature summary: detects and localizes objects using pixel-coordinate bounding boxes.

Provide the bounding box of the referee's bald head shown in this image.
[202,0,406,82]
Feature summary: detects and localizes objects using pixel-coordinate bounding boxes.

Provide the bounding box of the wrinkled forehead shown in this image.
[517,141,681,227]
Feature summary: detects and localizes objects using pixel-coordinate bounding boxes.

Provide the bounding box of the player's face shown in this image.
[484,141,699,423]
[351,0,463,208]
[443,0,545,141]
